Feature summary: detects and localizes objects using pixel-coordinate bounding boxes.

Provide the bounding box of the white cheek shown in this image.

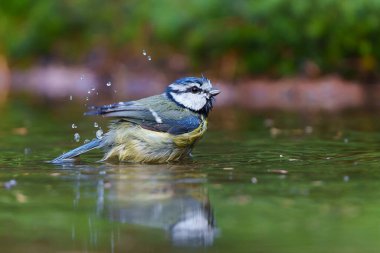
[171,92,207,111]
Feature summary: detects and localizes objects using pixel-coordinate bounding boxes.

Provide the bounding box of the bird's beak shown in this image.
[209,89,221,96]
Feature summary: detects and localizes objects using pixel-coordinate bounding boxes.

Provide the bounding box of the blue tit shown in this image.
[51,76,220,164]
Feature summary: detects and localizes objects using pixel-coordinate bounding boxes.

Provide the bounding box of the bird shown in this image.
[51,76,220,164]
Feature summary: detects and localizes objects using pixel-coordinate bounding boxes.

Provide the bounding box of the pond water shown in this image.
[1,99,380,253]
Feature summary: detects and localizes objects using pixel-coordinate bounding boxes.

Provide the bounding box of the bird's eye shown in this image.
[191,86,200,93]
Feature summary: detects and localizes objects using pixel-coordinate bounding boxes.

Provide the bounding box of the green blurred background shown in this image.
[1,0,379,79]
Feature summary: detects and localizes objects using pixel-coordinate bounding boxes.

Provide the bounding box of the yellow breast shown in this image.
[102,118,208,163]
[172,118,208,147]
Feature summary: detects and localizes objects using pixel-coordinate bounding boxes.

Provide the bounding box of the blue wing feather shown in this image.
[167,116,201,134]
[139,116,201,135]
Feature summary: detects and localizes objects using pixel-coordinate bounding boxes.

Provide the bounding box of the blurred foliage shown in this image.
[1,0,380,79]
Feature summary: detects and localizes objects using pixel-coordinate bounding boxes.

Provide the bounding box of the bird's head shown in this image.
[166,76,220,116]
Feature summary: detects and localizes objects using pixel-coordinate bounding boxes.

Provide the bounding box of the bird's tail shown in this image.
[50,138,103,164]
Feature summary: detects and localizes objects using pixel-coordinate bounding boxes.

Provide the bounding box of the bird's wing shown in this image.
[85,95,201,135]
[85,101,152,118]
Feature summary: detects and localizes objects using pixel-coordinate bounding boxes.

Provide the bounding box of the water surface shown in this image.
[1,100,380,253]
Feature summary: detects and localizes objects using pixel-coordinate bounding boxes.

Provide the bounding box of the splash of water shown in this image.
[74,133,80,142]
[96,129,103,139]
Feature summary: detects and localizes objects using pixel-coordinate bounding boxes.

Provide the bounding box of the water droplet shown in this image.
[72,124,77,129]
[88,90,91,94]
[147,56,152,61]
[251,177,258,184]
[69,95,73,101]
[142,50,147,56]
[24,147,31,155]
[106,81,112,87]
[74,133,80,142]
[94,122,98,128]
[84,139,90,144]
[4,179,17,189]
[86,97,89,101]
[96,129,103,139]
[91,88,96,91]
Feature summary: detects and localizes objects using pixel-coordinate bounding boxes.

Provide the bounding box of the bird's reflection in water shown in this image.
[70,163,217,248]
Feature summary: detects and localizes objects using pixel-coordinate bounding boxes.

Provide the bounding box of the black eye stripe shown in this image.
[167,84,204,94]
[189,86,202,93]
